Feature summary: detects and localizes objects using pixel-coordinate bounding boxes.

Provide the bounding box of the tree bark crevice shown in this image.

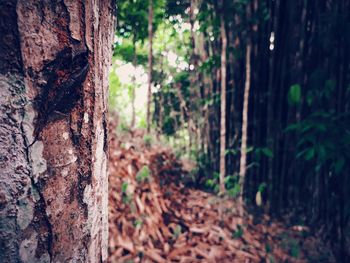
[0,1,114,262]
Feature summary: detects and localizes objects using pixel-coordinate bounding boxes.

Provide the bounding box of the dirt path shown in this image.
[108,130,335,263]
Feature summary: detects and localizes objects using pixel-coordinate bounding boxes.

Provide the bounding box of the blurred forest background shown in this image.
[109,0,350,260]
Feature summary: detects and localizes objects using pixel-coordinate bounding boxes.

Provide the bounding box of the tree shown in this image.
[147,0,154,133]
[0,1,114,262]
[238,44,251,216]
[117,0,149,129]
[219,0,227,194]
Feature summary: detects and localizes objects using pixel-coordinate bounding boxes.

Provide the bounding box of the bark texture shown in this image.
[0,0,114,262]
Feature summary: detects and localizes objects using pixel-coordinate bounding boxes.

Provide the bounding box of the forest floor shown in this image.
[108,125,335,262]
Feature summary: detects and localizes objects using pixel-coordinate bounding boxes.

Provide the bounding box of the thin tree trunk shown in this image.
[0,1,114,262]
[146,0,153,133]
[239,44,251,215]
[219,1,227,194]
[131,41,137,129]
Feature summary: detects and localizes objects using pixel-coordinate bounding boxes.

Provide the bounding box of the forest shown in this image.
[0,0,349,262]
[109,0,350,262]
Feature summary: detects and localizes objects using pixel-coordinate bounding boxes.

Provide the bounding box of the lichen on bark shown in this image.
[0,0,114,262]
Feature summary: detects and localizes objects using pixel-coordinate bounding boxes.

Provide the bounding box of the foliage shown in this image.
[232,225,244,239]
[288,112,350,174]
[113,40,148,65]
[143,134,152,145]
[136,165,151,183]
[174,224,182,239]
[205,173,241,198]
[111,0,350,258]
[288,84,302,105]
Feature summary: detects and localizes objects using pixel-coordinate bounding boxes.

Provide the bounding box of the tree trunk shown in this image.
[0,1,114,262]
[146,0,153,134]
[219,1,227,194]
[131,41,137,129]
[239,44,251,215]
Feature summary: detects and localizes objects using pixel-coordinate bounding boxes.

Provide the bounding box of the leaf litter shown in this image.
[108,125,335,263]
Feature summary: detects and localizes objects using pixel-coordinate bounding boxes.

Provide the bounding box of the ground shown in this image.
[108,122,335,263]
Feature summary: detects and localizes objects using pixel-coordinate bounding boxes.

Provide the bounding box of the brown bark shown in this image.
[219,1,227,194]
[0,1,114,262]
[239,44,251,216]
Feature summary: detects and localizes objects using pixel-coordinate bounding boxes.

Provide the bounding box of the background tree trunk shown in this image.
[239,44,251,215]
[131,42,137,129]
[219,0,227,194]
[147,0,153,133]
[0,1,114,262]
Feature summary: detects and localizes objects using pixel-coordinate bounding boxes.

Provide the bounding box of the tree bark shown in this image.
[146,0,153,134]
[0,1,114,262]
[131,41,137,129]
[219,1,227,194]
[239,44,251,215]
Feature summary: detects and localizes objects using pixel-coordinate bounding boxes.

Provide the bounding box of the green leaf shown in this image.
[136,165,151,183]
[133,218,143,228]
[288,84,301,105]
[304,148,315,161]
[121,182,128,193]
[245,146,254,154]
[258,182,267,193]
[232,225,244,239]
[227,184,240,198]
[261,147,274,158]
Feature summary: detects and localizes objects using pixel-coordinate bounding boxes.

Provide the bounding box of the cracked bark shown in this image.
[0,0,114,262]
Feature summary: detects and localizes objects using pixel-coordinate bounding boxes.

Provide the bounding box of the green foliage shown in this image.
[173,224,182,239]
[121,181,128,193]
[287,111,350,174]
[262,148,273,158]
[288,84,302,105]
[122,193,133,205]
[165,0,189,18]
[136,165,151,183]
[114,41,148,65]
[117,0,149,42]
[119,121,131,133]
[232,225,244,239]
[133,218,143,228]
[205,172,220,193]
[121,179,132,204]
[143,134,153,147]
[199,55,220,73]
[258,182,267,193]
[280,234,300,258]
[290,241,300,258]
[205,173,242,198]
[227,183,241,198]
[265,243,273,253]
[108,68,122,109]
[225,146,254,156]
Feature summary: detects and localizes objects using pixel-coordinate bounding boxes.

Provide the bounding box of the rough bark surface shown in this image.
[0,1,114,262]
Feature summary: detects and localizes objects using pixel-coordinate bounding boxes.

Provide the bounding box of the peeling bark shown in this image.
[0,0,114,262]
